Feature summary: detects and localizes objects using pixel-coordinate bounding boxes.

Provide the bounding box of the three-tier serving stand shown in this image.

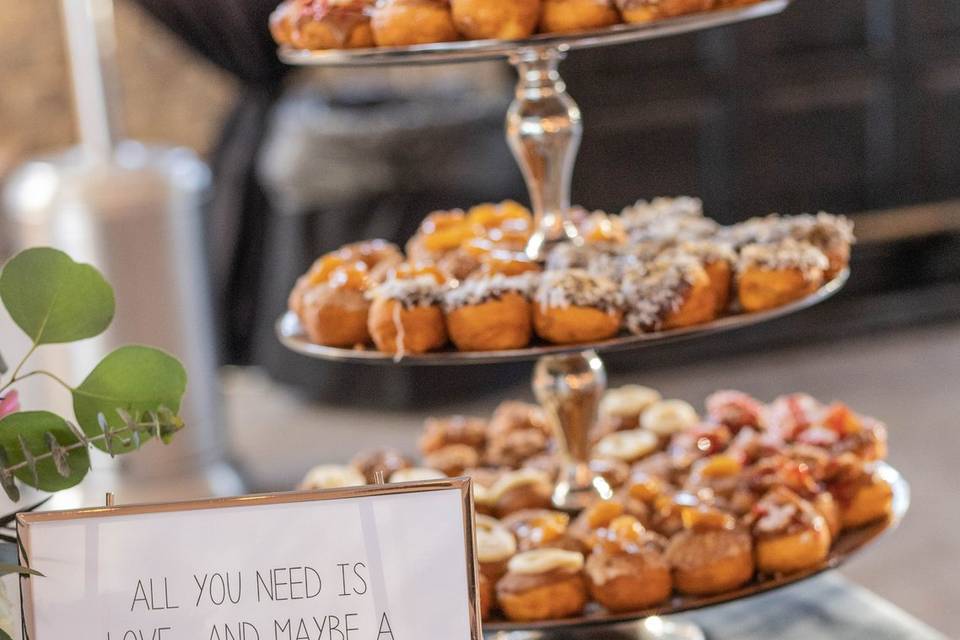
[276,3,908,638]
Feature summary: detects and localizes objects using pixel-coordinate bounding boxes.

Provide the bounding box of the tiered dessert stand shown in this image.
[277,3,909,638]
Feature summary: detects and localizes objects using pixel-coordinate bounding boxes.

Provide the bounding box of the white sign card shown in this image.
[17,479,481,640]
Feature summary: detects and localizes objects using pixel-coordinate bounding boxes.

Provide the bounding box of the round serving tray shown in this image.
[277,268,848,366]
[482,462,909,635]
[280,0,791,67]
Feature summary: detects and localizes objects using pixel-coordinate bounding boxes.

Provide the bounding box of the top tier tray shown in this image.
[280,0,790,67]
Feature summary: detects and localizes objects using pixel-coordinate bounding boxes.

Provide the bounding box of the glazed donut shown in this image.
[666,520,754,595]
[540,0,621,34]
[569,500,626,548]
[622,256,717,334]
[751,487,831,574]
[736,239,828,312]
[501,509,583,553]
[290,0,376,50]
[444,274,536,351]
[586,515,672,612]
[450,0,541,40]
[533,270,623,344]
[291,255,372,347]
[335,239,403,283]
[828,464,893,530]
[616,0,714,23]
[370,0,460,47]
[496,549,588,622]
[366,265,449,355]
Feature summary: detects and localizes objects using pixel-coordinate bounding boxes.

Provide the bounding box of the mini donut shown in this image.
[370,0,460,47]
[291,0,376,50]
[486,469,555,517]
[666,522,754,595]
[533,270,623,344]
[388,467,446,483]
[599,385,663,431]
[366,265,448,355]
[478,572,494,621]
[736,239,828,312]
[586,516,672,612]
[569,500,627,548]
[335,239,404,283]
[622,256,717,334]
[669,240,737,314]
[829,466,894,529]
[299,465,366,490]
[540,0,621,34]
[444,274,536,351]
[641,399,700,440]
[594,429,660,464]
[751,487,831,574]
[423,444,482,477]
[784,212,855,278]
[684,454,745,509]
[501,509,582,553]
[291,255,372,347]
[351,449,412,483]
[706,390,765,432]
[486,429,552,468]
[450,0,541,40]
[496,549,588,622]
[475,514,518,581]
[419,415,488,455]
[616,0,714,23]
[270,0,298,45]
[486,401,553,467]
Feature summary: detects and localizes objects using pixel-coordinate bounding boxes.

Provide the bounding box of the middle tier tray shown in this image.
[277,268,847,366]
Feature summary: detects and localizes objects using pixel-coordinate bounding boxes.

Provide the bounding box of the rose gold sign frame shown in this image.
[17,478,482,640]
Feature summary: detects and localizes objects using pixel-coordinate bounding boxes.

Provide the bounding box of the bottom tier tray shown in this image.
[482,462,908,636]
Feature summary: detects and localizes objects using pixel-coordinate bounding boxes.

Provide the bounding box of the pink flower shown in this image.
[0,391,20,419]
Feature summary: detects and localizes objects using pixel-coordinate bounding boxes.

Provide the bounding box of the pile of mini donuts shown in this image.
[299,385,893,622]
[287,197,854,356]
[270,0,766,51]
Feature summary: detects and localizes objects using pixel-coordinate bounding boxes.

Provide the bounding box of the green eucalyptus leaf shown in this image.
[0,247,115,345]
[73,346,187,454]
[0,412,90,492]
[0,563,43,578]
[0,627,12,640]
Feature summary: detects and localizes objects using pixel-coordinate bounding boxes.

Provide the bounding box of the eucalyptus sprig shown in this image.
[0,247,188,502]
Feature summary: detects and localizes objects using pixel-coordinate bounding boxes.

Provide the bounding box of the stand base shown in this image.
[485,618,705,640]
